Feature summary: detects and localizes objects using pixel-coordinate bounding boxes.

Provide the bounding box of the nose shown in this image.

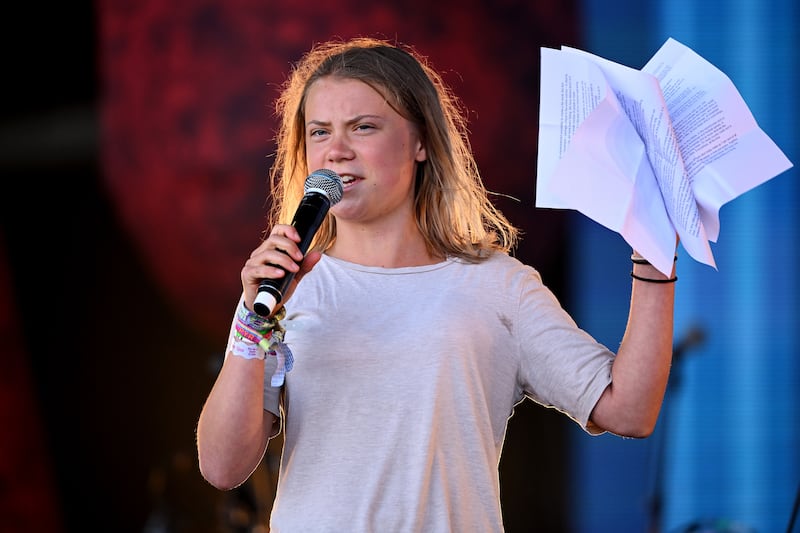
[326,132,355,163]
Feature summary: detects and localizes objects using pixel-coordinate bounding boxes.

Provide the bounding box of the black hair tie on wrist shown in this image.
[630,271,678,283]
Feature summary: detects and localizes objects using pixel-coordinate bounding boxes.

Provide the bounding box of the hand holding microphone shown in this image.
[253,169,344,317]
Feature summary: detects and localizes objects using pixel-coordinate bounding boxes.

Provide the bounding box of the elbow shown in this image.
[623,422,656,439]
[197,440,252,491]
[198,456,247,491]
[196,427,275,491]
[616,413,659,439]
[591,404,660,438]
[591,382,666,438]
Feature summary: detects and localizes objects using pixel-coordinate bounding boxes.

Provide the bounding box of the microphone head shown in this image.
[305,169,344,205]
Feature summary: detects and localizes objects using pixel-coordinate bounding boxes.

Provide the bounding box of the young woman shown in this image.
[196,37,676,532]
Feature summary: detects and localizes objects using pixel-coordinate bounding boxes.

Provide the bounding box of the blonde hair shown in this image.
[268,37,519,261]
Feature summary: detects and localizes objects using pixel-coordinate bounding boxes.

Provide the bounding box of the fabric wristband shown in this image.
[230,300,294,386]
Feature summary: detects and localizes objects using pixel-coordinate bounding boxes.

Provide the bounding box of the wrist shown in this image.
[630,252,677,283]
[228,298,294,385]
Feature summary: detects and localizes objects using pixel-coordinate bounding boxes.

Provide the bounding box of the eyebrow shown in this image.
[306,114,384,128]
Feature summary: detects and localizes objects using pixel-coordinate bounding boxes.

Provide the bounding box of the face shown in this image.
[303,77,427,227]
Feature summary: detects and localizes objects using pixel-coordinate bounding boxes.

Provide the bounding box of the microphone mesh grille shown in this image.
[305,169,344,205]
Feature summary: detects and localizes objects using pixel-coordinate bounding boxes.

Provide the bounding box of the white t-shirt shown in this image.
[262,252,614,532]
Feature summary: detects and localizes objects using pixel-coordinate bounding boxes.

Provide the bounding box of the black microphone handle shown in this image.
[253,192,331,317]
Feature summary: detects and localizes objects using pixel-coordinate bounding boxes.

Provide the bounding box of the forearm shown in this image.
[590,257,676,437]
[197,242,299,489]
[196,355,274,489]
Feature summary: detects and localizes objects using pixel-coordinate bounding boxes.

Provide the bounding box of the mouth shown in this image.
[339,174,360,187]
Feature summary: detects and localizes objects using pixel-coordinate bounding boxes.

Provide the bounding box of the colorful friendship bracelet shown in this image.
[230,300,294,386]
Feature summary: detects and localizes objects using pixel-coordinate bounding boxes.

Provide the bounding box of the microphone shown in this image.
[253,169,344,317]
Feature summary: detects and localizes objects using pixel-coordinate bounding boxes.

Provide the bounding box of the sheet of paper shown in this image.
[537,46,697,275]
[536,39,793,275]
[643,38,794,243]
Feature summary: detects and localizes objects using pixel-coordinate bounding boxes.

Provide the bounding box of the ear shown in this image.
[414,138,427,163]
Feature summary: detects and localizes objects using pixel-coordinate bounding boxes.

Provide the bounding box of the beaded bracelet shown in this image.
[230,300,294,386]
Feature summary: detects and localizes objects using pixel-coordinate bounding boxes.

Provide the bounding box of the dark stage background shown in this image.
[1,1,587,531]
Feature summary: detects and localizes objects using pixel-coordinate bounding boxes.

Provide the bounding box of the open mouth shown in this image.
[340,174,359,186]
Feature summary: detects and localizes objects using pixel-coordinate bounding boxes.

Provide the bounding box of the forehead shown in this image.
[304,77,390,115]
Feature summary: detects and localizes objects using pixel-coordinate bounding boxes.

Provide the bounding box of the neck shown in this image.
[327,222,443,268]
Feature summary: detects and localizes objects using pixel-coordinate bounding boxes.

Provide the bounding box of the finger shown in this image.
[255,226,304,263]
[243,255,292,284]
[241,252,295,310]
[245,245,302,287]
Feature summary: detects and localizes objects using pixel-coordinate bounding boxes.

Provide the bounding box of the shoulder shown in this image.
[448,252,545,297]
[460,251,542,278]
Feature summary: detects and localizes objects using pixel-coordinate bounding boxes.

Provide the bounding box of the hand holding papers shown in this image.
[536,38,793,276]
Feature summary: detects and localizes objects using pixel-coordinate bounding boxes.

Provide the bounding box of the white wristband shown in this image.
[227,333,266,360]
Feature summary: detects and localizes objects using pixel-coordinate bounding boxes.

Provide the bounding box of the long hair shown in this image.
[268,37,519,261]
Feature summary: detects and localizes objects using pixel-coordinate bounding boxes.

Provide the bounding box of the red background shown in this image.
[1,1,584,530]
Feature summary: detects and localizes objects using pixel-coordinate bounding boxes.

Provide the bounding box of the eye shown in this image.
[308,128,329,138]
[355,123,375,132]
